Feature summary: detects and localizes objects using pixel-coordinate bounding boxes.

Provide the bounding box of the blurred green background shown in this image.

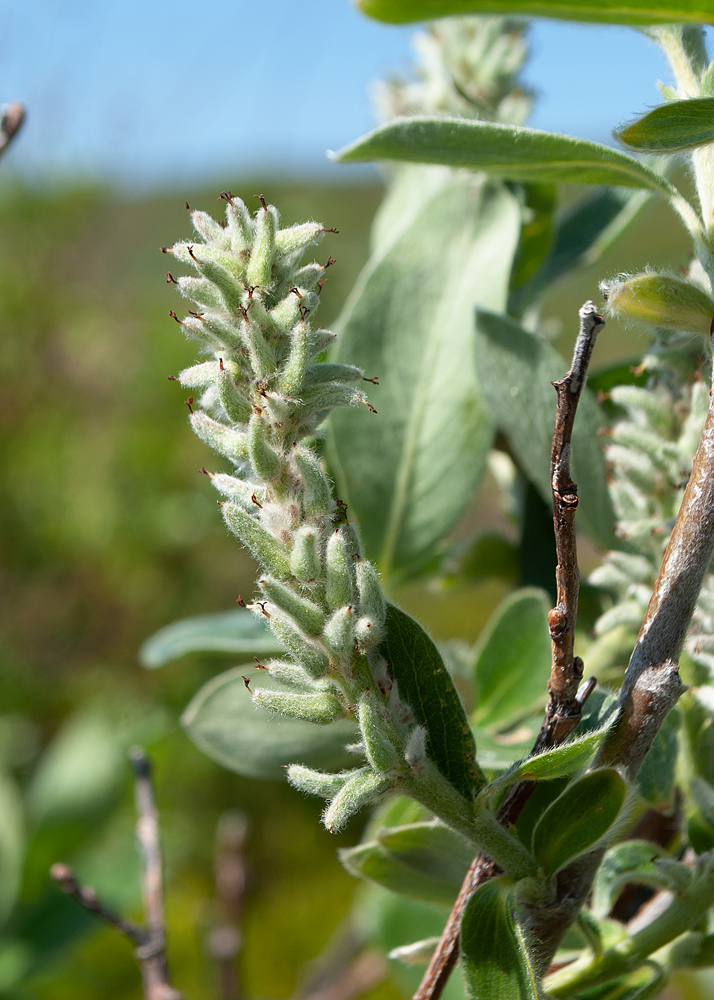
[0,173,694,999]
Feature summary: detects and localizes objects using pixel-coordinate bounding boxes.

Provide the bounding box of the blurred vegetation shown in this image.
[0,173,694,998]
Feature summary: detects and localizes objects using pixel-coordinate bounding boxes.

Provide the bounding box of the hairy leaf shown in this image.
[461,877,539,1000]
[617,98,714,152]
[181,668,357,780]
[139,609,281,667]
[356,0,714,25]
[327,177,519,577]
[591,841,671,920]
[336,118,677,197]
[471,588,551,728]
[340,822,473,905]
[532,769,626,876]
[474,310,616,549]
[487,721,615,794]
[380,603,481,796]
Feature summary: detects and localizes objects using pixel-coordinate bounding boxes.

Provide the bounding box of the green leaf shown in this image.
[511,188,650,312]
[591,841,672,920]
[636,708,679,810]
[474,310,616,549]
[181,668,357,780]
[461,876,540,1000]
[0,773,24,929]
[532,769,626,876]
[617,98,714,152]
[339,822,473,905]
[25,710,126,827]
[356,0,714,25]
[564,961,666,1000]
[380,603,481,797]
[487,722,616,794]
[336,118,677,197]
[326,176,520,577]
[139,609,281,667]
[471,588,551,728]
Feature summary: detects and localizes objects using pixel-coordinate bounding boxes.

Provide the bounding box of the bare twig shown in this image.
[412,304,603,1000]
[207,810,249,1000]
[50,863,148,946]
[129,746,183,1000]
[0,102,24,160]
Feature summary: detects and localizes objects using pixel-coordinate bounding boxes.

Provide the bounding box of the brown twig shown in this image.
[50,863,149,946]
[0,102,24,160]
[412,303,603,1000]
[207,810,249,1000]
[129,746,183,1000]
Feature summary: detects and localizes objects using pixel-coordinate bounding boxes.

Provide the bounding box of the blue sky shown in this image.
[0,1,696,193]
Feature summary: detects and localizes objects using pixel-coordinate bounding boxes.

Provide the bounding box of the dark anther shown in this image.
[242,284,256,299]
[166,375,179,381]
[254,657,266,670]
[321,227,339,234]
[219,357,225,371]
[198,466,210,475]
[362,400,378,414]
[256,601,271,618]
[251,493,263,508]
[187,244,197,260]
[188,310,204,319]
[323,256,336,269]
[254,193,268,210]
[333,497,349,525]
[363,375,379,384]
[185,201,191,211]
[317,278,328,293]
[298,305,308,320]
[218,191,234,203]
[242,675,252,692]
[166,272,177,284]
[238,304,250,321]
[289,286,303,299]
[236,595,248,607]
[159,246,170,254]
[169,310,181,323]
[185,396,194,413]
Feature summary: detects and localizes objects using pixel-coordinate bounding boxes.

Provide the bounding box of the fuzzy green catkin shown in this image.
[287,765,355,799]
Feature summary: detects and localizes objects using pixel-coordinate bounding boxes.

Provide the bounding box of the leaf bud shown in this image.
[289,526,322,583]
[252,687,344,725]
[259,576,326,636]
[404,724,429,776]
[326,531,354,609]
[222,503,290,579]
[323,605,355,656]
[322,768,392,832]
[601,272,714,336]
